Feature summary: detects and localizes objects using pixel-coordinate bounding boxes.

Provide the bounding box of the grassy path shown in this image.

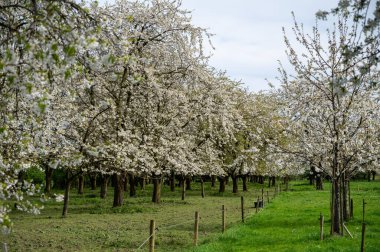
[191,181,380,252]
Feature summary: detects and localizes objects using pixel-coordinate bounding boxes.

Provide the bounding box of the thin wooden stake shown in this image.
[194,211,199,246]
[320,213,324,241]
[343,223,353,238]
[149,220,155,252]
[350,198,353,219]
[241,196,245,223]
[222,205,226,233]
[255,197,259,213]
[362,199,366,223]
[201,180,205,198]
[361,222,366,252]
[2,243,8,252]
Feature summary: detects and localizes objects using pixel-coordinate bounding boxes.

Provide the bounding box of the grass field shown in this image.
[2,178,379,251]
[192,179,380,252]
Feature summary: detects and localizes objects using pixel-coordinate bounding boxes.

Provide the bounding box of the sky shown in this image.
[180,0,340,92]
[99,0,341,92]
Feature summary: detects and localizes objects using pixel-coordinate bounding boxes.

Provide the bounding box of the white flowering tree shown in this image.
[279,7,380,234]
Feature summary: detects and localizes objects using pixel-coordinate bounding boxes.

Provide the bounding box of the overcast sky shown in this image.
[99,0,341,92]
[180,0,340,92]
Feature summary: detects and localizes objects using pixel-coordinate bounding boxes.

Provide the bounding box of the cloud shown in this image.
[181,0,340,92]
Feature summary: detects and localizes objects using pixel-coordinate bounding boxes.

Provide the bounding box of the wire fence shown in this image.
[135,186,281,251]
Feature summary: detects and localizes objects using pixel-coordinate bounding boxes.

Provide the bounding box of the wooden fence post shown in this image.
[361,222,366,252]
[2,243,8,252]
[194,211,199,246]
[241,196,245,223]
[149,220,155,252]
[222,205,226,233]
[362,199,366,223]
[350,198,353,219]
[319,213,324,241]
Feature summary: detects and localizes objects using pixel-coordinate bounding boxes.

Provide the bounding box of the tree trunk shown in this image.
[242,175,248,192]
[77,174,84,194]
[44,165,53,194]
[90,173,97,190]
[123,173,128,192]
[211,175,216,187]
[185,176,192,190]
[129,173,136,197]
[170,172,175,192]
[139,176,145,190]
[372,171,376,181]
[342,173,349,221]
[112,174,124,207]
[316,174,323,190]
[152,176,162,203]
[62,170,72,217]
[201,178,205,198]
[181,177,186,200]
[232,175,238,193]
[218,176,226,193]
[100,174,109,199]
[331,178,342,235]
[272,176,276,186]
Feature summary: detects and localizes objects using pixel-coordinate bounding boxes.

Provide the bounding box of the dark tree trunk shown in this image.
[225,176,229,185]
[185,176,192,190]
[272,176,276,186]
[90,173,97,190]
[152,176,162,203]
[218,176,226,193]
[211,175,216,187]
[181,177,186,200]
[62,170,72,217]
[170,172,175,192]
[139,176,145,190]
[331,178,341,235]
[129,173,136,197]
[77,174,84,194]
[232,175,238,193]
[372,171,376,181]
[100,174,109,199]
[342,173,349,221]
[44,165,53,194]
[268,176,271,188]
[242,175,248,192]
[123,173,128,192]
[201,177,205,198]
[316,174,323,190]
[112,174,124,207]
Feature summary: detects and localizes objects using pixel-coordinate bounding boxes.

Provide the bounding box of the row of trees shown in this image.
[0,0,290,230]
[1,0,379,238]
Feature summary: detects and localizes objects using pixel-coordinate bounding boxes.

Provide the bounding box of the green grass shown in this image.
[2,178,379,251]
[190,180,380,252]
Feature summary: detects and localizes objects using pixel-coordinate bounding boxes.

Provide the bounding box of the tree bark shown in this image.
[152,176,162,203]
[77,174,84,194]
[62,170,72,217]
[90,173,97,190]
[44,165,53,194]
[232,175,238,193]
[139,176,145,190]
[129,173,136,197]
[181,177,186,200]
[218,176,226,193]
[170,172,175,192]
[200,177,205,198]
[185,176,192,190]
[112,174,124,207]
[211,175,216,187]
[242,175,248,192]
[316,174,323,190]
[331,178,341,235]
[100,174,109,199]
